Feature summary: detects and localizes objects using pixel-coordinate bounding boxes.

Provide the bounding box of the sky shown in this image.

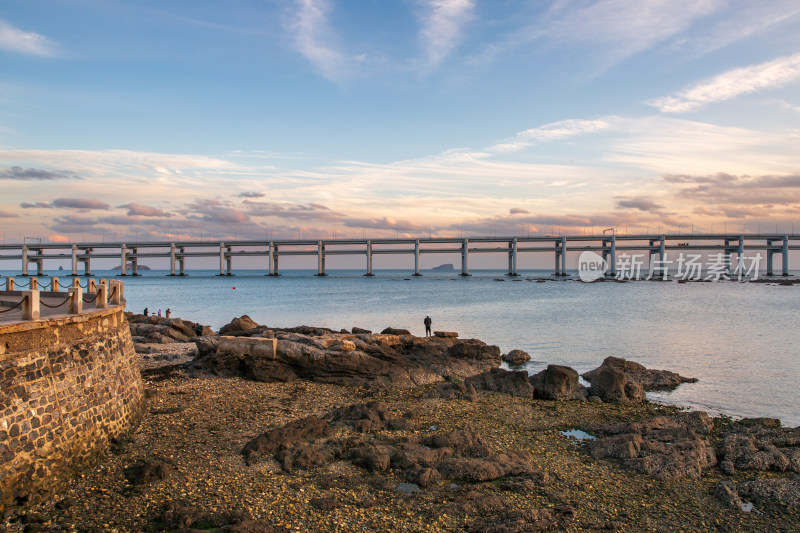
[1,0,800,245]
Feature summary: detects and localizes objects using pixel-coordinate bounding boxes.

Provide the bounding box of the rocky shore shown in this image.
[4,314,799,532]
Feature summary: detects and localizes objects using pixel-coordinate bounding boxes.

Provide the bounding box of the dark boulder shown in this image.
[381,327,411,335]
[582,356,698,391]
[588,366,645,404]
[219,315,260,335]
[466,368,534,399]
[123,458,173,485]
[530,365,585,401]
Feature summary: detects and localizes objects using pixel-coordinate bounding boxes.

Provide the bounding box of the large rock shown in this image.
[466,368,534,399]
[530,365,585,401]
[588,366,645,404]
[219,315,260,335]
[587,412,717,480]
[128,314,209,344]
[737,475,800,510]
[582,356,698,391]
[502,349,530,365]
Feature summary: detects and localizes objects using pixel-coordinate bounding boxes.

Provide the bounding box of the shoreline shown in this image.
[5,315,799,532]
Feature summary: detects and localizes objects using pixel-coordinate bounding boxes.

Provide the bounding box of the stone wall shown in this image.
[0,305,144,513]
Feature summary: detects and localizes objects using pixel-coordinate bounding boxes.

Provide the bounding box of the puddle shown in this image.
[560,429,597,441]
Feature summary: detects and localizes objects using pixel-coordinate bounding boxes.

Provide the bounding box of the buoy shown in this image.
[232,286,236,290]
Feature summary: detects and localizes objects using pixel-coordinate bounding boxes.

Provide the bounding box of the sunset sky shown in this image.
[1,0,800,243]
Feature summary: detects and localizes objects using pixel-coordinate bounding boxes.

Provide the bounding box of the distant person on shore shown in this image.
[195,323,203,336]
[165,308,171,319]
[157,309,161,317]
[424,315,432,337]
[143,307,148,316]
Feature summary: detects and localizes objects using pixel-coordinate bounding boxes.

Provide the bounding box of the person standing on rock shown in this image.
[424,315,432,337]
[165,308,171,319]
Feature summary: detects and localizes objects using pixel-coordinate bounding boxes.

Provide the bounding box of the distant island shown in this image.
[111,263,151,270]
[432,263,454,271]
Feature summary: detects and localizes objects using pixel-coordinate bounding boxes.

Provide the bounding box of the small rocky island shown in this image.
[7,313,799,532]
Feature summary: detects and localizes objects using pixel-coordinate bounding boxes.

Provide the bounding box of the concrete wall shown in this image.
[0,305,144,513]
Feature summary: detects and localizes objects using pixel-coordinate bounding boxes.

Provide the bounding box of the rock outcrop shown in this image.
[586,412,717,480]
[193,326,501,388]
[717,422,800,475]
[127,314,211,344]
[582,356,697,392]
[466,368,534,399]
[586,366,645,404]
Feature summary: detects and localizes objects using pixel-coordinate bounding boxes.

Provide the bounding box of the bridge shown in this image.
[0,234,797,277]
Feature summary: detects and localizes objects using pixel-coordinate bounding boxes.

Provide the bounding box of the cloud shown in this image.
[121,203,172,217]
[0,166,81,180]
[188,199,250,224]
[239,191,266,198]
[615,196,665,212]
[0,19,59,56]
[649,52,800,113]
[52,198,111,210]
[19,202,53,209]
[509,208,529,215]
[416,0,475,70]
[0,210,17,218]
[488,118,612,153]
[290,0,352,83]
[243,199,344,221]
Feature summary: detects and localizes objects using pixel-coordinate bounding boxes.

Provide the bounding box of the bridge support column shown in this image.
[35,251,44,276]
[169,243,176,276]
[658,236,666,277]
[560,237,567,276]
[736,235,745,275]
[71,245,78,276]
[218,242,225,276]
[268,242,275,276]
[507,238,518,276]
[120,245,127,276]
[22,244,28,276]
[226,247,233,276]
[273,245,280,276]
[178,248,186,276]
[414,239,421,276]
[82,251,92,277]
[316,241,327,276]
[554,241,560,276]
[782,236,790,276]
[365,240,374,276]
[605,237,617,277]
[723,240,731,274]
[130,248,139,276]
[460,238,471,276]
[766,240,774,276]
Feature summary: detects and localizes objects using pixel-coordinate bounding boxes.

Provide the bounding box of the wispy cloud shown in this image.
[121,203,172,217]
[416,0,475,70]
[0,19,59,57]
[290,0,352,83]
[615,196,665,213]
[488,118,612,153]
[0,166,81,180]
[0,210,17,218]
[649,52,800,113]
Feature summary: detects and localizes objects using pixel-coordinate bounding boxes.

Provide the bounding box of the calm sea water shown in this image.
[6,268,799,426]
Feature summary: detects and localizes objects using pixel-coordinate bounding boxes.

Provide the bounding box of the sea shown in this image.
[6,268,800,426]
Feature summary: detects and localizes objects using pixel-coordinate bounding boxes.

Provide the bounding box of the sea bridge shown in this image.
[0,234,797,277]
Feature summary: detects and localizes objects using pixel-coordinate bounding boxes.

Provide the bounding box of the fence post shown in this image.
[22,290,40,320]
[30,277,38,290]
[108,280,123,305]
[87,279,97,294]
[52,277,60,292]
[95,283,108,309]
[68,287,83,314]
[5,277,13,291]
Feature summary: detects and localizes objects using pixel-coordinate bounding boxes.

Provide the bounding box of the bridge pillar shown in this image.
[365,240,374,276]
[34,250,45,276]
[766,240,774,276]
[169,243,176,276]
[560,237,567,276]
[608,237,617,277]
[226,246,233,276]
[218,242,225,276]
[507,238,518,276]
[554,241,560,276]
[737,235,745,275]
[131,248,139,276]
[414,239,421,276]
[71,244,78,276]
[83,250,92,277]
[21,244,28,276]
[460,238,471,276]
[658,236,666,277]
[178,248,186,276]
[273,245,280,276]
[316,241,327,276]
[120,245,127,276]
[782,236,789,276]
[268,241,275,276]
